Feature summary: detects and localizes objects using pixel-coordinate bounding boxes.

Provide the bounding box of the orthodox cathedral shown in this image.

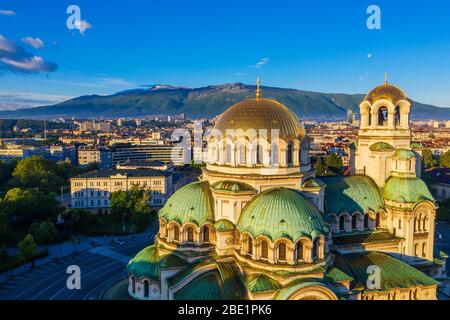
[126,79,448,300]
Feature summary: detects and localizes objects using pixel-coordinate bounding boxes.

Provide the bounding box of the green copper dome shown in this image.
[369,142,394,152]
[320,176,383,214]
[237,188,327,242]
[211,181,256,194]
[127,245,187,279]
[393,149,416,161]
[159,181,214,226]
[383,176,434,204]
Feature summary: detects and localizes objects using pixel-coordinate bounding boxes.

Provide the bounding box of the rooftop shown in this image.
[73,168,171,179]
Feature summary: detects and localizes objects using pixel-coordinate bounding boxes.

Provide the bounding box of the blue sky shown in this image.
[0,0,450,109]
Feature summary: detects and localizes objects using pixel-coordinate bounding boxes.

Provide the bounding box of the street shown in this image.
[0,236,152,300]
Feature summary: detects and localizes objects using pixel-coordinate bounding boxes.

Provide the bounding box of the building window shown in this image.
[296,241,304,261]
[287,143,293,166]
[339,215,346,232]
[378,107,388,126]
[172,225,180,242]
[143,280,149,298]
[186,227,194,243]
[278,243,287,262]
[260,240,268,260]
[352,215,358,230]
[364,214,369,229]
[247,237,253,256]
[256,144,264,165]
[312,238,320,260]
[202,226,210,243]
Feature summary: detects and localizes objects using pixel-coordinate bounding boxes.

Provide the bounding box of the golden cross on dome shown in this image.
[384,72,389,85]
[256,78,261,100]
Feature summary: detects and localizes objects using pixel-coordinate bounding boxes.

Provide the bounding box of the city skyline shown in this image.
[1,0,450,110]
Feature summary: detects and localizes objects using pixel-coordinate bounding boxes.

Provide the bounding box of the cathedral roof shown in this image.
[363,82,409,105]
[237,188,327,242]
[213,98,306,141]
[383,176,434,204]
[211,180,256,194]
[126,245,187,279]
[369,142,395,152]
[393,148,416,161]
[159,181,214,226]
[334,252,438,292]
[320,175,383,214]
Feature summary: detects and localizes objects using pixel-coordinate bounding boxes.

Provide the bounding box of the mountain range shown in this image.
[0,83,449,120]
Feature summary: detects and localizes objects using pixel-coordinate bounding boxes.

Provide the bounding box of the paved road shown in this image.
[0,238,152,300]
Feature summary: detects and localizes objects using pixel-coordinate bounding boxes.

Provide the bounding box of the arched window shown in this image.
[312,238,320,260]
[278,243,287,262]
[186,226,194,243]
[415,243,419,256]
[202,226,210,243]
[256,144,264,165]
[296,241,304,262]
[287,143,293,166]
[395,106,401,127]
[260,240,268,260]
[131,277,136,293]
[239,143,246,165]
[173,225,180,242]
[378,107,388,126]
[352,214,358,230]
[339,215,346,232]
[247,237,253,256]
[376,213,381,228]
[215,146,220,163]
[225,143,232,163]
[423,216,428,232]
[422,243,427,257]
[364,214,369,229]
[143,280,149,298]
[271,143,279,166]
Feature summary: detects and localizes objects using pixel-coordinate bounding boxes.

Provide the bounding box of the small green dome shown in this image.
[370,142,394,152]
[237,188,327,242]
[211,181,256,194]
[214,219,235,232]
[393,149,416,161]
[384,176,434,204]
[127,245,187,279]
[159,181,214,226]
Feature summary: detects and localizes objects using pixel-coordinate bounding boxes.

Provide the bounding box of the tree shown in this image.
[18,234,38,263]
[63,209,98,233]
[1,188,63,227]
[28,221,60,244]
[0,211,11,245]
[422,149,435,168]
[11,156,64,192]
[314,157,326,176]
[439,151,450,168]
[325,154,343,174]
[110,188,153,230]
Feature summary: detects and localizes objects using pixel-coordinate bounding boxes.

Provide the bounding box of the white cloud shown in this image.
[22,36,45,49]
[0,33,57,73]
[255,57,269,68]
[75,19,92,35]
[0,10,16,16]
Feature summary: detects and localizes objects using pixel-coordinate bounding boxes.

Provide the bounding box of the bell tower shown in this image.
[354,76,414,187]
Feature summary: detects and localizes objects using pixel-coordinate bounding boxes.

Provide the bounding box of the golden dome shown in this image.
[213,98,305,141]
[363,82,409,104]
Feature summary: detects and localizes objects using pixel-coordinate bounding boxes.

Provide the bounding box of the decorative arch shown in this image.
[279,284,338,300]
[167,221,182,243]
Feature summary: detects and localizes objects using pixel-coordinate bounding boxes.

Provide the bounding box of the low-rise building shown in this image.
[70,168,173,213]
[111,144,187,166]
[78,145,112,168]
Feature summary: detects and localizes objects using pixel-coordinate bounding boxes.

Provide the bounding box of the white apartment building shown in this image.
[70,168,173,213]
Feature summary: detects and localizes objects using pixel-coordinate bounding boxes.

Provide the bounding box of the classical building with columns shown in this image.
[126,80,447,300]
